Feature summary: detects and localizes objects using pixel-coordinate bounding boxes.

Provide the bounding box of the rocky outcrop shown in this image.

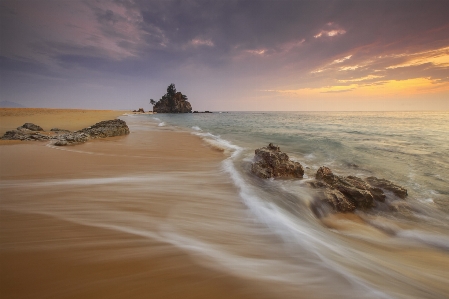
[1,120,130,145]
[251,143,304,179]
[2,123,48,141]
[19,123,43,131]
[153,92,192,113]
[53,119,129,146]
[54,132,90,146]
[310,166,407,212]
[78,119,130,139]
[1,128,50,141]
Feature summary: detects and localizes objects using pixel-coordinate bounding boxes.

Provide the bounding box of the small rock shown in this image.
[251,143,304,179]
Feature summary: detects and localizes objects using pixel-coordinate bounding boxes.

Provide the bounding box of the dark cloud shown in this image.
[1,0,448,110]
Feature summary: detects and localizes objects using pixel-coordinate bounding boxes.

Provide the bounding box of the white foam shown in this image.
[153,117,160,121]
[192,126,202,131]
[158,122,165,127]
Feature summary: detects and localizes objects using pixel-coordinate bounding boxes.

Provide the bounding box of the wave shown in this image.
[158,122,165,127]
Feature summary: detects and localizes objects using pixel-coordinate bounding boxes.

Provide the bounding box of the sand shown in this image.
[0,110,279,299]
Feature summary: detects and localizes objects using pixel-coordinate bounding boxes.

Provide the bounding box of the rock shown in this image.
[18,123,43,131]
[78,119,130,138]
[311,166,406,213]
[53,132,90,146]
[50,128,71,133]
[137,108,144,113]
[1,129,50,141]
[153,92,192,113]
[365,177,408,199]
[251,143,304,179]
[53,119,129,146]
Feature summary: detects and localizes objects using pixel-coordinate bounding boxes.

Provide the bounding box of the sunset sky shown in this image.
[1,0,448,111]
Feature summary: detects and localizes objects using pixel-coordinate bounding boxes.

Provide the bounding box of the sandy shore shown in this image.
[0,108,128,137]
[0,112,281,299]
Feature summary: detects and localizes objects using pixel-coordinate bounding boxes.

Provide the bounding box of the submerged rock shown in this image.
[251,143,304,179]
[311,166,407,213]
[365,176,408,199]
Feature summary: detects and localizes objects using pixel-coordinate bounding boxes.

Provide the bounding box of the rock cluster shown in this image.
[78,119,129,139]
[251,143,304,179]
[251,144,408,213]
[1,120,130,146]
[1,123,50,141]
[153,92,192,113]
[311,166,408,212]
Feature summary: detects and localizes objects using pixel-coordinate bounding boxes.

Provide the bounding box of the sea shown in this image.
[147,111,449,298]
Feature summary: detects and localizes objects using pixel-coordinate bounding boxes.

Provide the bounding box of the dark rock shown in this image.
[54,132,90,146]
[251,143,304,179]
[1,129,50,141]
[312,166,406,213]
[50,128,71,133]
[18,123,43,131]
[137,108,145,113]
[78,119,130,138]
[365,177,408,199]
[53,119,129,146]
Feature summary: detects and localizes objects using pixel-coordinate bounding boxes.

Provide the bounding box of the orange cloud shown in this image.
[265,77,449,97]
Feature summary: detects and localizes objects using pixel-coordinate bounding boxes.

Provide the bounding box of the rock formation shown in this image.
[54,119,130,146]
[309,166,407,212]
[78,119,129,138]
[251,143,304,179]
[1,120,130,146]
[249,144,408,214]
[1,123,49,141]
[19,123,43,131]
[153,92,192,113]
[1,129,50,141]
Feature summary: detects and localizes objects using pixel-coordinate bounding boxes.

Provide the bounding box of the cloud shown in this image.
[314,29,346,38]
[189,38,214,47]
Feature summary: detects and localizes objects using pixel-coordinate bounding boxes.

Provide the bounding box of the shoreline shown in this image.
[0,114,282,299]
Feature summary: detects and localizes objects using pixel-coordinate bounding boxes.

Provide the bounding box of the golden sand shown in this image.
[0,111,278,299]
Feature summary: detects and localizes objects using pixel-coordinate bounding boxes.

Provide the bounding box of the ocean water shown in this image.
[148,111,449,298]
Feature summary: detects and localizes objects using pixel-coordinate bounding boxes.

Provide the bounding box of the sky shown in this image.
[1,0,449,111]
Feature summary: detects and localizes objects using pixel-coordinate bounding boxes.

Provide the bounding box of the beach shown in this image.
[0,109,282,299]
[1,110,449,299]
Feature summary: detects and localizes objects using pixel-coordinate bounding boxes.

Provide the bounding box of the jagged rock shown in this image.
[1,129,50,141]
[18,123,43,131]
[53,120,129,146]
[54,132,90,146]
[137,108,144,113]
[153,92,192,113]
[251,143,304,179]
[365,177,408,199]
[78,119,130,138]
[311,166,406,213]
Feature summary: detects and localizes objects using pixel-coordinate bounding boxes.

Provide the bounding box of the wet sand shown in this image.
[0,117,280,299]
